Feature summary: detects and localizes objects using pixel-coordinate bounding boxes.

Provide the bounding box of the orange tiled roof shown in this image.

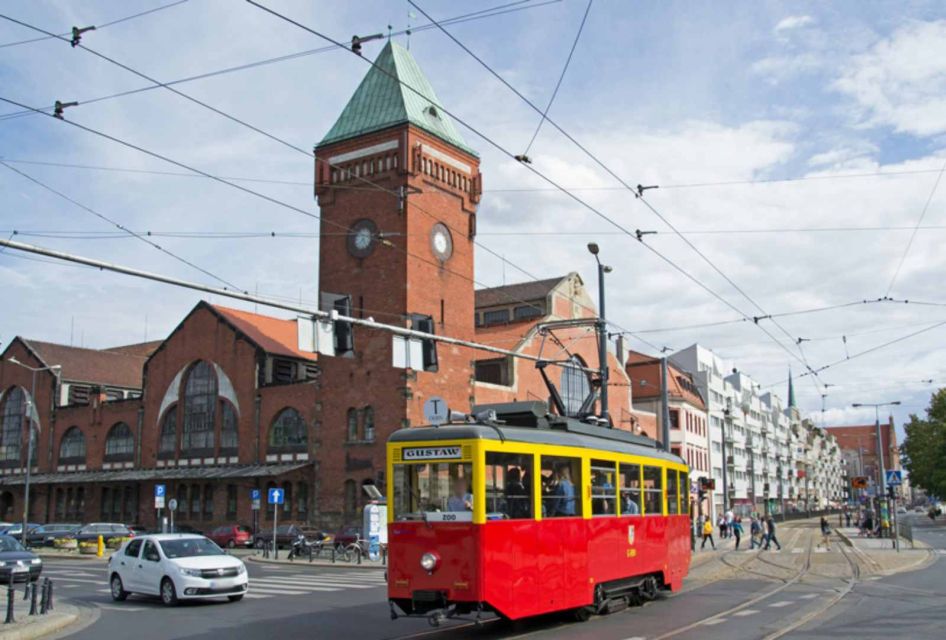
[212,305,315,361]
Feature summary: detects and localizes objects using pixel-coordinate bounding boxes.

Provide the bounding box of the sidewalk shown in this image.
[0,584,81,640]
[835,526,936,576]
[246,551,386,570]
[835,526,912,551]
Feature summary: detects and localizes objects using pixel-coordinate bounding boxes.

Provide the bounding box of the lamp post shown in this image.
[6,357,61,546]
[587,243,612,423]
[852,400,900,548]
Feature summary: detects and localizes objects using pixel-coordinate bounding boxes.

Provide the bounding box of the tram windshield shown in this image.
[393,462,474,521]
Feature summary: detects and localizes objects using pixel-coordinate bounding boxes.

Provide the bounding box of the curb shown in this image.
[246,555,385,571]
[0,610,79,640]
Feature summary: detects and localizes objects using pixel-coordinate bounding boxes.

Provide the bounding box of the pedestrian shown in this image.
[819,516,831,550]
[718,514,728,539]
[763,515,781,551]
[732,516,743,550]
[750,516,763,549]
[701,517,716,550]
[844,511,851,527]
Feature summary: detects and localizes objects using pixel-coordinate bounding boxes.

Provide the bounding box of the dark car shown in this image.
[74,523,135,544]
[27,523,81,547]
[333,525,362,549]
[254,525,307,549]
[0,535,42,583]
[0,523,40,538]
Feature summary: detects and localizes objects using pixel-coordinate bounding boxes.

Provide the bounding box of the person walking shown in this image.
[701,517,716,550]
[732,516,744,550]
[718,514,728,539]
[750,516,763,549]
[819,516,831,550]
[844,510,852,527]
[763,515,781,550]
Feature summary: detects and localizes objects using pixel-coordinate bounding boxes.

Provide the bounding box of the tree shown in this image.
[901,389,946,500]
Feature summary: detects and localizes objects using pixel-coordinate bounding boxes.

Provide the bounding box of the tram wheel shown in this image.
[641,577,658,602]
[572,606,593,622]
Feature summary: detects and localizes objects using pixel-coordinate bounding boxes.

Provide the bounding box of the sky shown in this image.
[2,0,946,439]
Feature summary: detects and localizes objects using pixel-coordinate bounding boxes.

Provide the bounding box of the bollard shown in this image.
[47,580,53,612]
[357,546,362,565]
[308,546,313,563]
[382,546,387,566]
[5,575,14,624]
[29,580,37,616]
[97,535,104,558]
[39,578,48,615]
[331,546,336,564]
[23,580,29,601]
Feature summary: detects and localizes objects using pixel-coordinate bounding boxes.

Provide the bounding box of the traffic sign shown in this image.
[852,477,868,489]
[251,488,261,510]
[423,396,449,425]
[168,498,178,512]
[154,484,166,509]
[886,470,903,486]
[268,487,285,505]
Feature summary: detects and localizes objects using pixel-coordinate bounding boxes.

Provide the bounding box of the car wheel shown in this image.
[228,594,244,602]
[160,578,178,606]
[227,539,236,549]
[110,574,128,602]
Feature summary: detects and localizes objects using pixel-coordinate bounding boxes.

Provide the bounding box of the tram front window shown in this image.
[393,462,473,521]
[485,452,534,519]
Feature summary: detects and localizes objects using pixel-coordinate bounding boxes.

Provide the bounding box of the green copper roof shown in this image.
[318,41,476,156]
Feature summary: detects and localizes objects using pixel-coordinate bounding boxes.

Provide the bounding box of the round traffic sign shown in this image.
[168,498,178,512]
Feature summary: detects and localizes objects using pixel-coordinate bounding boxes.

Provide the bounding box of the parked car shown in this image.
[333,525,362,549]
[74,523,136,544]
[147,524,204,536]
[107,534,247,605]
[0,535,42,583]
[254,525,308,549]
[208,525,253,549]
[27,523,81,547]
[0,523,40,537]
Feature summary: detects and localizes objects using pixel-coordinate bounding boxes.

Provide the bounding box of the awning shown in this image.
[0,462,311,486]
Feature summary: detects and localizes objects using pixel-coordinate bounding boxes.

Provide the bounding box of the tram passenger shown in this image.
[504,467,529,518]
[549,464,576,516]
[622,493,640,515]
[591,471,614,515]
[446,478,473,512]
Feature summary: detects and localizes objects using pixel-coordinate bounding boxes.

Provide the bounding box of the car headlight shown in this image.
[0,561,6,568]
[179,567,203,577]
[420,552,439,572]
[236,564,246,575]
[30,558,41,565]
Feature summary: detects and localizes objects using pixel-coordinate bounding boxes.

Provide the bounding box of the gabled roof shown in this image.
[104,340,163,357]
[210,305,315,361]
[318,40,475,155]
[475,275,567,309]
[19,338,147,389]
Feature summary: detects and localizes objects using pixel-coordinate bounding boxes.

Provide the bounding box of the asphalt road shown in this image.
[41,517,946,640]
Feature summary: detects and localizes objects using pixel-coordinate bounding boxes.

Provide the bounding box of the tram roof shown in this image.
[389,402,685,463]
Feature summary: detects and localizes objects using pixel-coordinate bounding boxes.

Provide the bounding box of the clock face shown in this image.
[347,219,378,258]
[430,223,453,261]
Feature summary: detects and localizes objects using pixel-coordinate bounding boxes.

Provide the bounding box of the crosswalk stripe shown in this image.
[44,577,102,585]
[769,601,793,608]
[253,579,378,589]
[254,576,383,586]
[733,609,759,617]
[799,593,818,599]
[251,580,361,590]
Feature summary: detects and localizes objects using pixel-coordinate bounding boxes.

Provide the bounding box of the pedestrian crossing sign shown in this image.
[886,470,902,486]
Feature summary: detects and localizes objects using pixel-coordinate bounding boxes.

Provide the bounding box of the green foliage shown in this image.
[901,389,946,499]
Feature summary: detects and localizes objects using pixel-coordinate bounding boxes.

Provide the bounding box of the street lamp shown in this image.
[852,400,900,547]
[7,357,61,546]
[587,243,612,423]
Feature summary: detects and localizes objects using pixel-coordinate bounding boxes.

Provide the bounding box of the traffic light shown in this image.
[887,485,896,500]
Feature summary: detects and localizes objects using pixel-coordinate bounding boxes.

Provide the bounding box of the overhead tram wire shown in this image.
[0,160,245,292]
[404,0,826,389]
[884,157,946,297]
[521,0,592,156]
[0,237,604,376]
[0,12,655,351]
[0,0,189,49]
[0,0,560,120]
[0,96,655,357]
[245,1,825,380]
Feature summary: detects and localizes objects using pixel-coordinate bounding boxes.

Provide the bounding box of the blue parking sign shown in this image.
[267,487,285,505]
[154,484,166,497]
[251,489,260,501]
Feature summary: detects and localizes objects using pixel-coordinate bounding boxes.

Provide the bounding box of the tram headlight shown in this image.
[420,552,439,573]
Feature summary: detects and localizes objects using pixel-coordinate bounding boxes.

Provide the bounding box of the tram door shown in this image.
[537,455,587,610]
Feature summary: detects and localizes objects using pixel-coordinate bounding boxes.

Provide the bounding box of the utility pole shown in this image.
[660,357,671,452]
[587,243,612,424]
[721,408,731,514]
[852,401,900,539]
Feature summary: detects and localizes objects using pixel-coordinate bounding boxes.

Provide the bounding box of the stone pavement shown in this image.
[0,581,80,640]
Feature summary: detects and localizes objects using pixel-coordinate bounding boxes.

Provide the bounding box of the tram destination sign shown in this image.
[402,446,462,461]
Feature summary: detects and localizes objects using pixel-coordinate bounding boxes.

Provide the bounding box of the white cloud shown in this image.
[775,15,815,33]
[835,20,946,136]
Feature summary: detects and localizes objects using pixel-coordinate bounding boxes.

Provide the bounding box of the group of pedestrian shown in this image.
[698,512,780,551]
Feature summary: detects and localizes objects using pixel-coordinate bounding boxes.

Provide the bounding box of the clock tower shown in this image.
[314,40,481,516]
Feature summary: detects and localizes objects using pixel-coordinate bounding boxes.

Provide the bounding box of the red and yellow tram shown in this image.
[386,401,691,623]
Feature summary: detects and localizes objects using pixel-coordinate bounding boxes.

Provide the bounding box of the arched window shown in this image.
[104,422,134,461]
[344,479,357,519]
[363,406,375,442]
[220,401,238,453]
[0,387,25,463]
[560,356,591,417]
[59,427,86,463]
[269,408,307,451]
[182,361,216,452]
[347,408,358,442]
[158,407,177,457]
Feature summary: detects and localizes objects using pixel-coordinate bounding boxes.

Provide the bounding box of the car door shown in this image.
[136,540,163,595]
[117,539,144,591]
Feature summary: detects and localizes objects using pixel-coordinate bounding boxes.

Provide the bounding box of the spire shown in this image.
[318,40,475,155]
[787,368,796,409]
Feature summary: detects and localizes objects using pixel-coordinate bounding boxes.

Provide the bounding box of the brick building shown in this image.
[825,418,900,494]
[0,41,635,532]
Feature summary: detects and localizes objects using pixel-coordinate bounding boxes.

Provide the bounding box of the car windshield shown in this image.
[159,538,224,559]
[0,536,26,552]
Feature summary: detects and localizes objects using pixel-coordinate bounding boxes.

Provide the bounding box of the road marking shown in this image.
[247,587,309,595]
[702,618,726,625]
[733,609,759,617]
[98,604,146,612]
[799,593,818,599]
[769,601,793,608]
[814,548,827,553]
[256,578,378,589]
[792,548,803,554]
[44,577,103,585]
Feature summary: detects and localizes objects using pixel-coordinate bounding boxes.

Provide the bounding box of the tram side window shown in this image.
[643,465,663,516]
[485,452,534,519]
[540,456,582,518]
[619,463,642,516]
[590,459,617,516]
[667,469,680,515]
[392,462,473,520]
[680,472,689,515]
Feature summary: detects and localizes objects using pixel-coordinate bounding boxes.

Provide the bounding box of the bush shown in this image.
[53,538,78,550]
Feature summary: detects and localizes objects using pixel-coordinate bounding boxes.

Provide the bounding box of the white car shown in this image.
[108,534,248,605]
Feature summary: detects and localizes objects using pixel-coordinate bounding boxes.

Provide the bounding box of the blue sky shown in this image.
[2,0,946,436]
